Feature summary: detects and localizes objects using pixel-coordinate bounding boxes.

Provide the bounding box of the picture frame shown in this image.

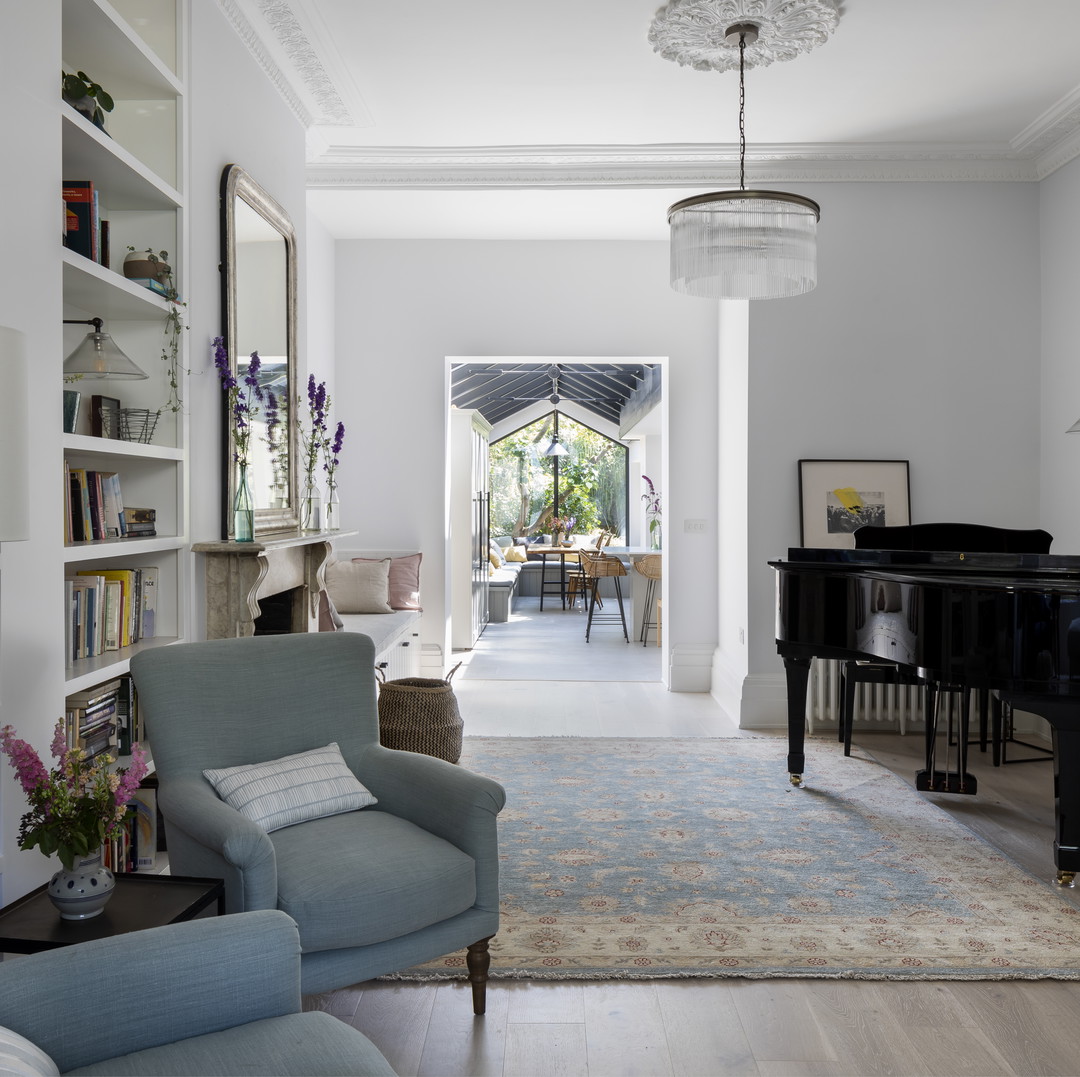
[798,459,911,548]
[91,395,121,439]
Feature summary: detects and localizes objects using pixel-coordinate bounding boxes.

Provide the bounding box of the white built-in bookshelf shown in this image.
[60,1,189,742]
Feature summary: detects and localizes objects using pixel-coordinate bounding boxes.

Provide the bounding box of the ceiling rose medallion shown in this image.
[648,0,839,71]
[650,0,839,300]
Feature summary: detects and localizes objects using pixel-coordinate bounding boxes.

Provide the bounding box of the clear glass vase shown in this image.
[233,462,254,542]
[300,479,322,532]
[325,484,340,531]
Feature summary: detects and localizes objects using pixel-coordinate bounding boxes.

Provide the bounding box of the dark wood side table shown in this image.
[0,874,225,954]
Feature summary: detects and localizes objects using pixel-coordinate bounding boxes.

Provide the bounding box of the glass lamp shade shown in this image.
[543,439,569,457]
[63,329,148,379]
[668,190,820,299]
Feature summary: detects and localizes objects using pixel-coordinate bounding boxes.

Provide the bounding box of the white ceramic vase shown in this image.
[47,851,115,920]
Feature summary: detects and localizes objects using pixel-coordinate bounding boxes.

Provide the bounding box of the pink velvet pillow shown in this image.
[353,553,422,611]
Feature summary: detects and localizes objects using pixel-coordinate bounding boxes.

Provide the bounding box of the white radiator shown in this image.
[806,658,926,735]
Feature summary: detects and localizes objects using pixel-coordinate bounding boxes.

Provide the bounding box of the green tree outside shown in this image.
[490,414,627,540]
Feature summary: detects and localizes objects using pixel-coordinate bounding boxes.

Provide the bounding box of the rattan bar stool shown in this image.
[567,533,610,610]
[634,554,662,646]
[580,550,629,642]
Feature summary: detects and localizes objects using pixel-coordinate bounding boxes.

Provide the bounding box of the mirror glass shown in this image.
[220,165,298,536]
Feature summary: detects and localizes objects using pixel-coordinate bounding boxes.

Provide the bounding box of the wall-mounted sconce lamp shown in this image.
[63,317,147,379]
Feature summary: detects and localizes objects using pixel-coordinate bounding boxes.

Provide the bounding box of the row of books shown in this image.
[65,462,158,543]
[63,673,142,757]
[103,777,160,873]
[64,567,158,665]
[62,179,109,267]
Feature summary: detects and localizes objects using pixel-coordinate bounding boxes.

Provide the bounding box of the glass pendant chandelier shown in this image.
[651,1,838,300]
[667,24,818,299]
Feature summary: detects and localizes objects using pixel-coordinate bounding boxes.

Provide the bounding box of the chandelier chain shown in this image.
[738,31,746,191]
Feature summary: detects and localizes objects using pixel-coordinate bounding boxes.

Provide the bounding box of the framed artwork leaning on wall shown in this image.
[798,459,911,548]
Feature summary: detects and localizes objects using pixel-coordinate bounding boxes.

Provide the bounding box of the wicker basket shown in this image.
[377,662,463,763]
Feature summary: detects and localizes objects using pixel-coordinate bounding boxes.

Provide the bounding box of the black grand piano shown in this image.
[770,522,1080,886]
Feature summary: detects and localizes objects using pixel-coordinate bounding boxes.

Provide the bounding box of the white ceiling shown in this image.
[226,0,1080,240]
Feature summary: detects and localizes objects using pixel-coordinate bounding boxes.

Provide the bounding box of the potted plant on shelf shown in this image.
[123,247,172,291]
[61,70,114,130]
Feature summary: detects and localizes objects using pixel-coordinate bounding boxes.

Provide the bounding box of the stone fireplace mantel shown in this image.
[193,530,356,639]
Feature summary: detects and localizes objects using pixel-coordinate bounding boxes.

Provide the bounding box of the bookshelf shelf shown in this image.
[62,253,173,321]
[64,535,182,560]
[62,0,182,95]
[63,431,183,462]
[62,111,182,211]
[65,636,181,695]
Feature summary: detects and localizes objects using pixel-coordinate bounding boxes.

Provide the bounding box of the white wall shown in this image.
[333,239,719,670]
[185,1,308,610]
[741,181,1042,724]
[1040,154,1080,548]
[0,3,63,901]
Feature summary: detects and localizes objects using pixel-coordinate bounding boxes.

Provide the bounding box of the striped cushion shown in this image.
[203,743,377,833]
[0,1025,58,1076]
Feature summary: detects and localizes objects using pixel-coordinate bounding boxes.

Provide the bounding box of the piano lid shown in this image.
[776,546,1080,579]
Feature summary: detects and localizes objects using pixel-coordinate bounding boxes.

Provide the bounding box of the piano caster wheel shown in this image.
[1056,871,1076,888]
[789,773,803,787]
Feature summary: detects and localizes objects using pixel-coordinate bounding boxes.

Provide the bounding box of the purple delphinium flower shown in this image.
[299,376,332,492]
[212,339,264,466]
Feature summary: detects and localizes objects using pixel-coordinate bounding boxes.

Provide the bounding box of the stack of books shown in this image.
[65,679,121,760]
[123,507,157,538]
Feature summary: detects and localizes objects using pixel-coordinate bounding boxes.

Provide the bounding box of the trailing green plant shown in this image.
[160,300,188,413]
[61,71,114,128]
[126,249,188,412]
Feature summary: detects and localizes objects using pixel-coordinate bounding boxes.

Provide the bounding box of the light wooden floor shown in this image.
[310,650,1080,1075]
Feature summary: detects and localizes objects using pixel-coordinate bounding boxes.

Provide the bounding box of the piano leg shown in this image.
[1053,727,1080,887]
[782,654,812,786]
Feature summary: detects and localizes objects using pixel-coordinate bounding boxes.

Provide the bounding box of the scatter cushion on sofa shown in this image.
[504,544,527,562]
[0,1024,59,1076]
[353,553,423,611]
[203,743,377,833]
[326,558,393,614]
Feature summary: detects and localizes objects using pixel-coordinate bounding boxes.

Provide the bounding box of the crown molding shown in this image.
[218,0,358,128]
[305,141,1041,188]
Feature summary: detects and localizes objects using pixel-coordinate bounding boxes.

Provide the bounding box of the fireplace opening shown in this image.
[254,587,303,635]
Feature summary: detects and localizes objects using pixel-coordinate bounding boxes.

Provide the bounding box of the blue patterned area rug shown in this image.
[399,737,1080,980]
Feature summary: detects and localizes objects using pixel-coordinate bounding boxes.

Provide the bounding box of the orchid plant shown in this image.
[0,721,148,871]
[212,337,264,469]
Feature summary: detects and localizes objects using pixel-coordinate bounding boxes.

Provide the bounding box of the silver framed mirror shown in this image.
[219,164,299,537]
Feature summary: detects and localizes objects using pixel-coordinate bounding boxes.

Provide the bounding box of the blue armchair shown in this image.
[130,632,505,1013]
[0,910,395,1075]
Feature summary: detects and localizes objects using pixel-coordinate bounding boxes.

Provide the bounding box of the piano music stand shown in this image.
[843,522,1055,778]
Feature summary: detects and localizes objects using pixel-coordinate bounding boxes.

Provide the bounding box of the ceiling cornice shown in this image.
[219,0,1080,189]
[305,142,1045,188]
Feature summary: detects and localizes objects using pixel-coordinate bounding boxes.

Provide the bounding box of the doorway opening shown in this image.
[448,357,666,684]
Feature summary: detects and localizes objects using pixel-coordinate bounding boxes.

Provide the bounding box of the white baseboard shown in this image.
[710,649,744,719]
[738,673,790,729]
[668,644,715,692]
